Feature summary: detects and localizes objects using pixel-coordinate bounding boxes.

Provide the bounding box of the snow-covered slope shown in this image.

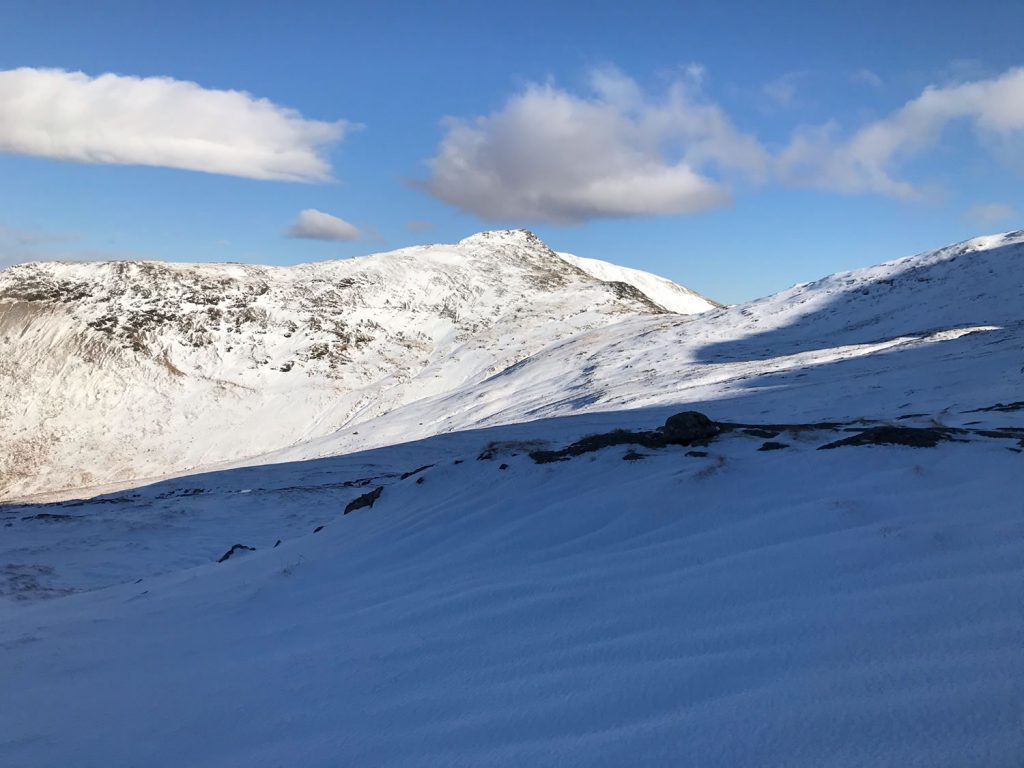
[0,230,711,501]
[2,408,1021,767]
[2,230,1022,766]
[257,230,1024,466]
[557,251,720,313]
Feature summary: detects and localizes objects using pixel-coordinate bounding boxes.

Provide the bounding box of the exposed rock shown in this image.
[717,420,842,435]
[400,464,434,480]
[530,429,667,464]
[819,426,955,450]
[217,544,255,563]
[344,486,383,515]
[758,441,789,451]
[967,401,1024,413]
[479,440,549,461]
[969,427,1024,441]
[661,411,719,445]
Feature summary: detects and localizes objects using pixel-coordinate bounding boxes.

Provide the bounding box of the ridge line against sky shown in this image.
[1,1,1022,303]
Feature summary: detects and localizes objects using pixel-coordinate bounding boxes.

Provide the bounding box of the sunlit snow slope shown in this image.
[0,230,714,501]
[262,230,1024,465]
[557,251,721,313]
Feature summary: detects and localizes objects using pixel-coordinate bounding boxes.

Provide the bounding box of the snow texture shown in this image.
[557,250,721,313]
[0,229,713,501]
[1,229,1022,767]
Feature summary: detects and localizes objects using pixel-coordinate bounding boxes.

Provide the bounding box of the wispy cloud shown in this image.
[0,225,82,248]
[419,67,767,223]
[778,67,1024,198]
[0,225,150,270]
[0,68,348,181]
[762,72,804,108]
[0,225,81,269]
[0,250,30,271]
[965,202,1017,227]
[851,69,883,88]
[285,209,364,241]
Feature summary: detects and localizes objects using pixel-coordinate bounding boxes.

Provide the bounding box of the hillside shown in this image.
[0,230,715,501]
[258,230,1024,466]
[556,251,721,313]
[1,230,1022,766]
[2,403,1021,767]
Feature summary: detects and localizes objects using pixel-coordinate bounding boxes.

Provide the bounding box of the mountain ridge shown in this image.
[248,228,1024,469]
[3,228,1021,502]
[0,230,714,500]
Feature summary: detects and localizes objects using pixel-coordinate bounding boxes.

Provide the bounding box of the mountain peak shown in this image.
[457,229,546,248]
[0,233,712,500]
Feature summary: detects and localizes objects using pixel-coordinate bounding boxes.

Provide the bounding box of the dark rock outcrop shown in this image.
[819,426,954,450]
[217,544,255,563]
[530,429,666,464]
[661,411,720,444]
[344,486,383,515]
[400,464,434,480]
[967,401,1024,413]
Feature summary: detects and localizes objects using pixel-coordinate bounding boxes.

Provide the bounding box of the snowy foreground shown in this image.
[1,230,1023,766]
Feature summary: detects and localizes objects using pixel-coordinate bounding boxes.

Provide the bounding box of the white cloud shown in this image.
[0,68,347,181]
[778,67,1024,197]
[851,69,883,88]
[682,63,707,87]
[762,73,803,108]
[965,202,1017,227]
[285,209,364,241]
[420,68,767,223]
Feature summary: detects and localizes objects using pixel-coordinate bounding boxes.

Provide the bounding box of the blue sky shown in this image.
[1,0,1022,303]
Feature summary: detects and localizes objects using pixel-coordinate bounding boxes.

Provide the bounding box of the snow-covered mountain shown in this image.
[2,230,1022,767]
[0,229,716,501]
[253,229,1024,467]
[556,251,721,313]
